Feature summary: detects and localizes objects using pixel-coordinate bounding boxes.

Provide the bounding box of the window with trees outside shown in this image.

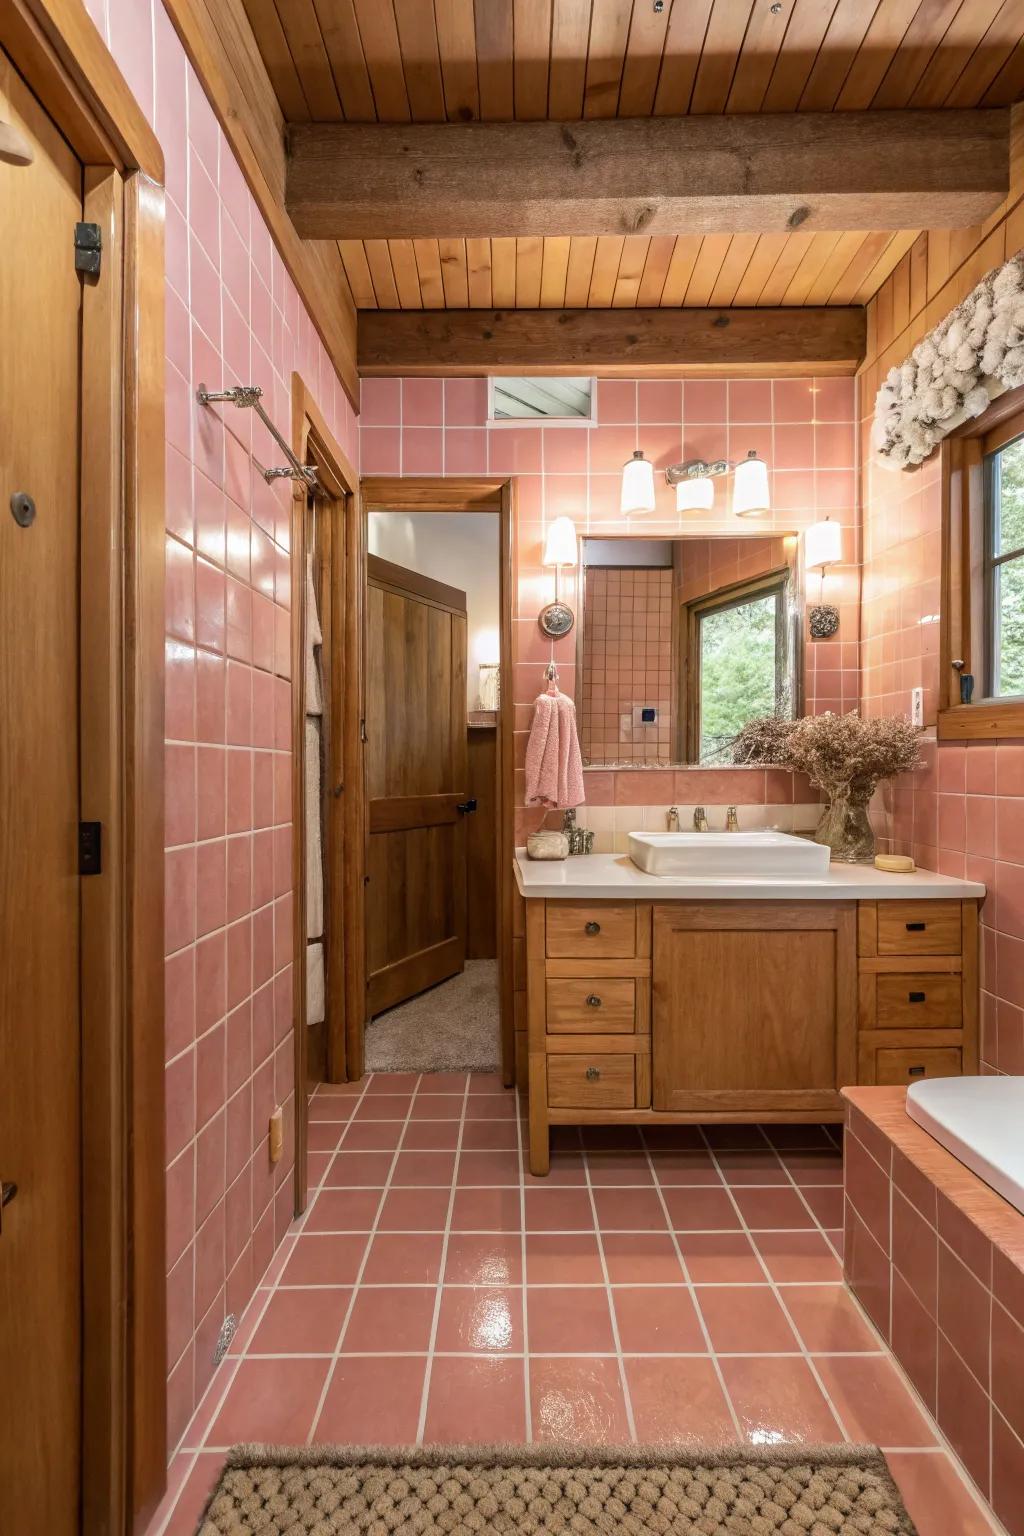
[940,392,1024,740]
[686,573,790,764]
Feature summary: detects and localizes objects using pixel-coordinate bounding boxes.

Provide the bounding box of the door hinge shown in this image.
[79,821,102,875]
[74,222,102,276]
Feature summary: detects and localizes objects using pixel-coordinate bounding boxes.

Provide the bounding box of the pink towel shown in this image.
[525,690,585,809]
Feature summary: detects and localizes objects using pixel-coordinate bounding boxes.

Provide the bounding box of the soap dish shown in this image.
[875,853,915,874]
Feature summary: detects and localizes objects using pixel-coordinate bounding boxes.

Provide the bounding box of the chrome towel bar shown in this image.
[196,383,318,490]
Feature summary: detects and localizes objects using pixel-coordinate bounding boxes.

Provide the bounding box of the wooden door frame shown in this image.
[0,4,166,1533]
[291,373,363,1214]
[360,477,516,1087]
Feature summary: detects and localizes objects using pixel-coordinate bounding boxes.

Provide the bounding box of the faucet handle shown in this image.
[666,805,679,831]
[693,806,708,831]
[726,805,739,831]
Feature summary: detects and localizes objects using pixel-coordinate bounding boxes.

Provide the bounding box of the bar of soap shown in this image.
[527,831,569,861]
[875,853,915,873]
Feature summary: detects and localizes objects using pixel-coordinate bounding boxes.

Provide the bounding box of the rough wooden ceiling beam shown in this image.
[358,306,867,378]
[287,110,1008,241]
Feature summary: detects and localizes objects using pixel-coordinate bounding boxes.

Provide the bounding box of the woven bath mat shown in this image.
[197,1442,917,1533]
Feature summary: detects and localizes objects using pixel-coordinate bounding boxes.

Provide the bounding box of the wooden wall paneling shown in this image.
[475,0,514,118]
[364,239,401,308]
[512,0,552,120]
[433,0,479,122]
[539,236,571,307]
[350,0,411,120]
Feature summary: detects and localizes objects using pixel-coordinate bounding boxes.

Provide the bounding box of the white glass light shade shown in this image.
[542,515,578,568]
[675,475,715,513]
[804,518,843,570]
[620,450,656,515]
[731,452,770,518]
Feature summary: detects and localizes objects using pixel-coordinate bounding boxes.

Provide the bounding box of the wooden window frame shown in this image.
[940,389,1024,740]
[681,567,792,763]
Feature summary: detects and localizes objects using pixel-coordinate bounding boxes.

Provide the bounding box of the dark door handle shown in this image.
[456,799,477,814]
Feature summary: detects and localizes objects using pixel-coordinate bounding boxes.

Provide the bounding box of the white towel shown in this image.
[305,716,324,938]
[306,942,325,1026]
[306,553,323,715]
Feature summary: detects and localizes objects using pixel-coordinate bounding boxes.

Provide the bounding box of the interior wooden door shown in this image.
[0,50,84,1536]
[366,555,470,1014]
[652,903,857,1115]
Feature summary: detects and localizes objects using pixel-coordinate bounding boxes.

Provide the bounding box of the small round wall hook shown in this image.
[9,491,36,528]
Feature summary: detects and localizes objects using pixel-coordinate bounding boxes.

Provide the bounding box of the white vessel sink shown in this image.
[628,830,831,879]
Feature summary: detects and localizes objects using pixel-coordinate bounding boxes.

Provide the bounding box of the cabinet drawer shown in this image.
[546,903,636,959]
[547,1053,636,1109]
[877,901,961,956]
[876,973,962,1029]
[874,1046,962,1085]
[546,977,636,1033]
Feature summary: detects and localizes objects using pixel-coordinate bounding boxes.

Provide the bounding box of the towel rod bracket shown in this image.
[196,382,318,491]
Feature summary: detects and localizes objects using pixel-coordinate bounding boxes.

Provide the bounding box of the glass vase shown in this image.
[814,784,876,864]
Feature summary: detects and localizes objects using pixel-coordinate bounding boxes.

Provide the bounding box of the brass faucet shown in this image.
[726,806,739,831]
[693,806,709,832]
[666,806,680,831]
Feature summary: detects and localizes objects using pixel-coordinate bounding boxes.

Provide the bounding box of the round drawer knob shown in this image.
[585,1066,601,1081]
[586,994,602,1008]
[585,921,601,936]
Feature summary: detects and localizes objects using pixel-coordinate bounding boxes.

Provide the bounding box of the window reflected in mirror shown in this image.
[578,535,802,767]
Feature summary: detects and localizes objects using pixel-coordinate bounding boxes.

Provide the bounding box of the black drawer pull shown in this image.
[907,1065,925,1076]
[586,994,602,1008]
[905,922,926,931]
[584,921,601,935]
[908,991,926,1003]
[585,1066,601,1081]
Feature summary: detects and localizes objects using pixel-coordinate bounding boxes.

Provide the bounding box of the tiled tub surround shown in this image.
[148,1074,1001,1536]
[81,0,359,1454]
[359,374,860,841]
[843,1085,1024,1535]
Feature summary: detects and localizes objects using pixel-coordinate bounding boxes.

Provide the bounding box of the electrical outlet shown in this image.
[269,1106,283,1165]
[910,687,924,727]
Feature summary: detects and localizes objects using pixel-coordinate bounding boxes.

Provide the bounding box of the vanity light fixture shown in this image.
[664,450,771,518]
[620,450,657,515]
[539,515,578,638]
[805,517,842,639]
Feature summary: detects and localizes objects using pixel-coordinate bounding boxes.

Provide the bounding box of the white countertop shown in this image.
[514,851,986,902]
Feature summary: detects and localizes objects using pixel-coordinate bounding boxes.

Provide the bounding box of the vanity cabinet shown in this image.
[523,892,980,1175]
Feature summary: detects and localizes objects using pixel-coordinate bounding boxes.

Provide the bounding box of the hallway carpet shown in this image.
[197,1444,914,1534]
[364,961,500,1073]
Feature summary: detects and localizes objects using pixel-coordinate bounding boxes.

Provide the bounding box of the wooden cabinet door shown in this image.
[365,556,469,1014]
[652,903,857,1114]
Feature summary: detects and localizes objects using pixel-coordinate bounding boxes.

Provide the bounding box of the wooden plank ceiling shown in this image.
[246,0,1024,311]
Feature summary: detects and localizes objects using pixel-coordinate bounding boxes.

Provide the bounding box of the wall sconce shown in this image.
[539,515,578,638]
[664,450,770,518]
[620,450,656,515]
[805,517,842,638]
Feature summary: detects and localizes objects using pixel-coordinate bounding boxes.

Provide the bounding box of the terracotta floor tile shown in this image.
[402,1121,461,1151]
[324,1151,394,1187]
[625,1357,736,1445]
[886,1450,1002,1536]
[435,1287,523,1352]
[602,1231,686,1285]
[527,1286,615,1353]
[676,1232,763,1284]
[612,1287,706,1353]
[342,1286,437,1353]
[408,1094,463,1120]
[377,1187,452,1232]
[720,1356,843,1444]
[753,1230,842,1283]
[307,1122,347,1153]
[162,1453,225,1536]
[353,1094,413,1121]
[460,1120,519,1151]
[764,1124,838,1150]
[801,1186,845,1228]
[366,1073,420,1094]
[695,1286,800,1353]
[647,1147,721,1184]
[340,1121,404,1152]
[530,1357,630,1444]
[781,1149,844,1186]
[314,1355,426,1444]
[813,1355,938,1447]
[457,1150,521,1185]
[424,1356,526,1443]
[592,1187,668,1231]
[704,1125,770,1150]
[715,1150,787,1185]
[524,1188,595,1232]
[523,1151,587,1186]
[303,1188,381,1232]
[525,1233,605,1286]
[247,1287,350,1355]
[468,1072,504,1093]
[783,1284,881,1353]
[450,1186,522,1232]
[390,1150,457,1187]
[732,1186,816,1230]
[444,1232,522,1286]
[419,1073,469,1093]
[661,1187,742,1231]
[308,1096,355,1122]
[585,1151,654,1186]
[361,1233,444,1286]
[280,1234,368,1287]
[206,1358,329,1445]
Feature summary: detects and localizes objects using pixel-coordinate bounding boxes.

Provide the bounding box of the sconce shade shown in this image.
[804,518,843,569]
[620,450,656,515]
[675,475,715,513]
[731,451,770,517]
[542,515,578,568]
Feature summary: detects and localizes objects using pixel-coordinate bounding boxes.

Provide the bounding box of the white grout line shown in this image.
[580,1135,638,1442]
[516,1088,534,1441]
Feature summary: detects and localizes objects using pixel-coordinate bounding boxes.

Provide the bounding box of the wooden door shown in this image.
[0,50,84,1536]
[366,555,470,1014]
[652,903,857,1115]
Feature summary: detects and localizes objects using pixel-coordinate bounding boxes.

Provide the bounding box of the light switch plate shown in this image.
[911,686,924,727]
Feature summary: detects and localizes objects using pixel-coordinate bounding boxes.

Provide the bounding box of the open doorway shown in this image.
[360,478,515,1084]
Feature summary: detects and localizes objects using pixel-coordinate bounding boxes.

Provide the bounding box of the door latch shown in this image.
[456,798,478,814]
[79,821,102,875]
[74,222,102,276]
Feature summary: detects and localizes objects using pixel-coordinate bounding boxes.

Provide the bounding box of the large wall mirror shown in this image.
[577,534,804,767]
